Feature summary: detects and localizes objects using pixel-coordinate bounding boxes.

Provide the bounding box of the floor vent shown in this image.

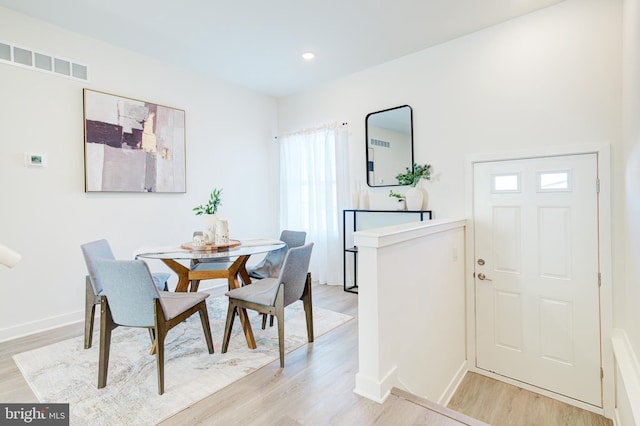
[0,40,89,81]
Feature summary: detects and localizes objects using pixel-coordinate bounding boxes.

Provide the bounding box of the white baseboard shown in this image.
[440,361,468,406]
[0,309,84,343]
[354,365,397,403]
[364,361,468,408]
[0,281,227,343]
[611,329,640,426]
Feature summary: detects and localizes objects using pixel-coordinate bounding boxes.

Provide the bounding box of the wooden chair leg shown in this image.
[153,300,168,395]
[148,329,157,355]
[84,277,97,349]
[261,313,275,329]
[98,297,113,389]
[198,302,215,354]
[155,328,165,395]
[275,284,285,368]
[302,273,314,342]
[221,302,237,353]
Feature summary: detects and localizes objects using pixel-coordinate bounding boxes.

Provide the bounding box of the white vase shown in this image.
[202,214,217,243]
[358,190,369,210]
[353,181,361,209]
[214,219,229,244]
[405,187,423,211]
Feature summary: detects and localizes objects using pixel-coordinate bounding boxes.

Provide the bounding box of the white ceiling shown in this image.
[0,0,564,98]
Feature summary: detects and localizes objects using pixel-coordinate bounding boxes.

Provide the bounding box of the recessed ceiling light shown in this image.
[301,52,315,61]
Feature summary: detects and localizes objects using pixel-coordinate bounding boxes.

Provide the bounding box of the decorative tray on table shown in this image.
[181,239,241,251]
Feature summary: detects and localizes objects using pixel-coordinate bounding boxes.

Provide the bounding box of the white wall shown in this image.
[2,2,635,413]
[278,0,627,414]
[278,0,621,218]
[0,8,280,341]
[623,0,640,379]
[353,220,466,404]
[618,0,640,423]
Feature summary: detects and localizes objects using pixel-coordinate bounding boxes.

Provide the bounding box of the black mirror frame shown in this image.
[365,104,414,187]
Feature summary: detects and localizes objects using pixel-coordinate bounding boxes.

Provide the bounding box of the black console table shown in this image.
[342,209,433,293]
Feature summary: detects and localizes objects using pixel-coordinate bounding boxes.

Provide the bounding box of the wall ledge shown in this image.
[355,219,466,404]
[354,218,467,249]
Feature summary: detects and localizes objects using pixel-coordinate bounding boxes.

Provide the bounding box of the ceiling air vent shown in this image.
[0,41,89,81]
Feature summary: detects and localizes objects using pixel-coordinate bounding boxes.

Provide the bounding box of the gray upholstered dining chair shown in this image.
[93,258,214,395]
[246,230,306,280]
[81,239,170,349]
[222,243,314,368]
[246,230,306,329]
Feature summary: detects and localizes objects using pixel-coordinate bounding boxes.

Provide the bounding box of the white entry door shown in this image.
[473,153,601,407]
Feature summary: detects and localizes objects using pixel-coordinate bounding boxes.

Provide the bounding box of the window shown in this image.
[492,173,520,193]
[538,170,571,192]
[279,124,350,284]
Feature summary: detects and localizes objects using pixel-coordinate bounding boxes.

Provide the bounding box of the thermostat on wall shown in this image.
[24,152,47,167]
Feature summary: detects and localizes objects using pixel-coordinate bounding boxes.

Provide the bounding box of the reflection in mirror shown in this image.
[366,105,413,187]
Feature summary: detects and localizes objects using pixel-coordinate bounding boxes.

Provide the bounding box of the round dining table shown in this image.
[136,239,285,349]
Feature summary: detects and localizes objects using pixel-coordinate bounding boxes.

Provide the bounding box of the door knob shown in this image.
[477,259,485,266]
[477,273,492,281]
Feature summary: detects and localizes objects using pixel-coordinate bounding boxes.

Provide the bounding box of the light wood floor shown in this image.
[448,372,612,426]
[0,283,614,425]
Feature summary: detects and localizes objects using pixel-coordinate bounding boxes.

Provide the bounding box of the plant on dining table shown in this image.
[193,188,223,215]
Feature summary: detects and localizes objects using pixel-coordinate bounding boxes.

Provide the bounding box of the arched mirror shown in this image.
[365,105,414,187]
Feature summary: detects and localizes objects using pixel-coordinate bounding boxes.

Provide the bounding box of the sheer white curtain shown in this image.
[279,123,350,285]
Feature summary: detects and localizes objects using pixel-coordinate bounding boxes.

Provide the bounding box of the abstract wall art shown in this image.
[83,89,186,193]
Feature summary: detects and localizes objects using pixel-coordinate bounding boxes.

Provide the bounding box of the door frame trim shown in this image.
[464,143,613,417]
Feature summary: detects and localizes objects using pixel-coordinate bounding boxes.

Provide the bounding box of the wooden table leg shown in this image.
[160,259,190,292]
[228,256,256,349]
[227,256,249,290]
[236,308,256,349]
[239,266,252,286]
[161,255,257,349]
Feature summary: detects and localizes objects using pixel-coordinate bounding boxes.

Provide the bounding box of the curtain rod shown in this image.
[274,122,348,140]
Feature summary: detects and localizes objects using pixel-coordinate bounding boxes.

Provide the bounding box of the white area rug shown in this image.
[13,296,352,425]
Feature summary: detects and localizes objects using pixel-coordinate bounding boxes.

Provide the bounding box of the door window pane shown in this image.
[493,174,520,193]
[538,170,571,192]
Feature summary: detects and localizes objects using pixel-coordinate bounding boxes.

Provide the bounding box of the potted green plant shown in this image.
[388,190,406,210]
[395,163,432,210]
[193,188,223,243]
[193,188,222,215]
[395,163,432,187]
